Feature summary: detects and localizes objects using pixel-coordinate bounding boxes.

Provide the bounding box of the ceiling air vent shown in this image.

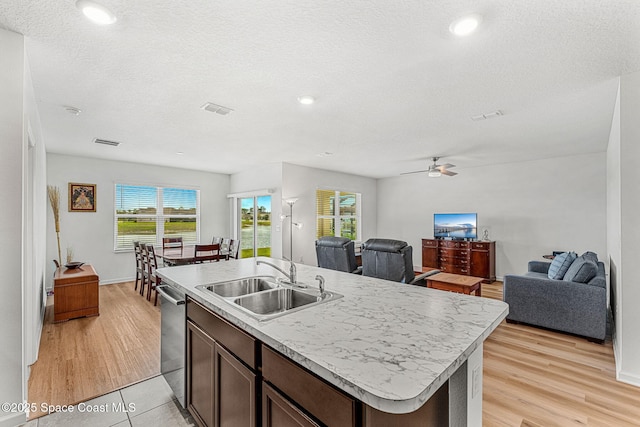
[471,110,503,121]
[201,102,234,115]
[93,138,121,147]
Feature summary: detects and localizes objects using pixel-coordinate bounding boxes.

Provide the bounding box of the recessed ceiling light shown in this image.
[76,0,117,25]
[449,14,482,37]
[176,152,184,155]
[297,95,315,105]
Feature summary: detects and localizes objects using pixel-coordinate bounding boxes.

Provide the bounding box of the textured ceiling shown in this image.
[1,0,639,178]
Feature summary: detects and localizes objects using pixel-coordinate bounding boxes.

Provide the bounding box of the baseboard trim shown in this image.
[617,369,640,388]
[99,276,135,285]
[0,411,26,427]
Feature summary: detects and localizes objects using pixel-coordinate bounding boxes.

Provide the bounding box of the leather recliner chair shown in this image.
[315,236,361,274]
[361,238,438,285]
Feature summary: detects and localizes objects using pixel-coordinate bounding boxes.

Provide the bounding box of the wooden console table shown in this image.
[53,265,100,322]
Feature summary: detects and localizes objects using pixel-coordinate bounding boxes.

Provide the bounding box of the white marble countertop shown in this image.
[156,257,508,414]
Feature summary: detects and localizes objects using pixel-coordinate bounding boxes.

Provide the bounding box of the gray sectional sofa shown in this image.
[503,253,607,343]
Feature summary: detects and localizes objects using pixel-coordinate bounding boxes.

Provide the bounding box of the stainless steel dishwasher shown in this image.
[156,284,186,408]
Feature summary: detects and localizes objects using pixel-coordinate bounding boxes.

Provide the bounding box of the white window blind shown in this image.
[114,184,200,250]
[316,189,360,241]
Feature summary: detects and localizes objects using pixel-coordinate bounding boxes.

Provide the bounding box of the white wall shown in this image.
[23,42,48,369]
[607,80,622,369]
[229,163,283,258]
[0,28,27,427]
[609,70,640,385]
[282,163,378,266]
[377,153,607,277]
[46,154,230,285]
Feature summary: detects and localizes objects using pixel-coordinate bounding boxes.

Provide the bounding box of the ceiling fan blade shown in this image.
[400,169,428,175]
[441,170,458,176]
[437,163,455,170]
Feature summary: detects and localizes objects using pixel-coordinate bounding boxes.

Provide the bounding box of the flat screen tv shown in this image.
[434,213,477,240]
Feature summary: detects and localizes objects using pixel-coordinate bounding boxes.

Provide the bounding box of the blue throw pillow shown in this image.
[547,252,577,280]
[580,251,598,263]
[564,256,598,283]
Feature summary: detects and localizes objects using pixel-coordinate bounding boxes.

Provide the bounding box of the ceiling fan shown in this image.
[402,157,458,177]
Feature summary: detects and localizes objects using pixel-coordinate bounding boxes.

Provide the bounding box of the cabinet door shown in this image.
[421,240,438,268]
[470,250,489,279]
[215,344,256,427]
[262,383,320,427]
[187,321,215,427]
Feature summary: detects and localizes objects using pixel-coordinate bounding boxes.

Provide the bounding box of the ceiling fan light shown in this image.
[428,170,442,178]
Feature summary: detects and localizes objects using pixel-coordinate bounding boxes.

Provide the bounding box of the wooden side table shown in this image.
[426,272,483,297]
[53,265,100,322]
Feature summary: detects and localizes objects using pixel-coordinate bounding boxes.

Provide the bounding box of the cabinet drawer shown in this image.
[439,258,468,266]
[471,242,491,250]
[262,345,357,427]
[422,239,437,248]
[440,265,469,275]
[438,248,468,257]
[187,298,258,369]
[439,240,469,249]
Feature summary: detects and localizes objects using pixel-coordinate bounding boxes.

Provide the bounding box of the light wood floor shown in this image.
[27,280,640,425]
[27,281,160,419]
[482,281,640,426]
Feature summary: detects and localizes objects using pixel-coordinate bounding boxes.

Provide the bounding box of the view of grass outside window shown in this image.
[240,196,271,258]
[316,189,359,240]
[115,184,199,250]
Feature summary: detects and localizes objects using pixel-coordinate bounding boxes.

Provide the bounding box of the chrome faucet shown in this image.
[315,275,325,298]
[256,258,300,286]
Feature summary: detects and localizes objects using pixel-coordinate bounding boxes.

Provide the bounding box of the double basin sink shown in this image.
[196,276,343,321]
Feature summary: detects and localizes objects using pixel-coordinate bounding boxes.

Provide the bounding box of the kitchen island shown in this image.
[157,257,508,427]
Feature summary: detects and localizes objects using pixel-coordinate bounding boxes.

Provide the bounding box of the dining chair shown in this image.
[194,244,221,263]
[133,241,145,292]
[162,236,183,255]
[226,239,240,260]
[139,244,150,296]
[212,236,222,245]
[145,244,161,305]
[220,238,232,259]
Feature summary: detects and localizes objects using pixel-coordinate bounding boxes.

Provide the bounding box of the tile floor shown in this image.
[20,375,195,427]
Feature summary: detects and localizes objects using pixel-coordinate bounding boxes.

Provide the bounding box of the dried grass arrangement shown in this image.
[47,185,62,266]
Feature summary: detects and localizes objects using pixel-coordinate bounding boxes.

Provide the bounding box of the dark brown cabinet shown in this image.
[186,296,453,427]
[187,321,216,427]
[262,383,320,427]
[422,239,495,282]
[262,345,357,427]
[187,298,259,427]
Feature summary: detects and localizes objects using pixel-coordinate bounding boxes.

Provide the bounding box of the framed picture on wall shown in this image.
[69,183,97,212]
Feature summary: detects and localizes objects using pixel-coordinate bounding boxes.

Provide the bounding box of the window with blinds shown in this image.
[114,184,199,250]
[316,189,360,240]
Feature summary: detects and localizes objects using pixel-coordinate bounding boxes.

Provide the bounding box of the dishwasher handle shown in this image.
[156,284,186,306]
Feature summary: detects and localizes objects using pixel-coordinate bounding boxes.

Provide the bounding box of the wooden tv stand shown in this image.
[422,239,496,283]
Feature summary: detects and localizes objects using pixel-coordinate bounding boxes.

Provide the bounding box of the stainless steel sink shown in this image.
[196,276,343,321]
[199,276,278,297]
[232,288,342,320]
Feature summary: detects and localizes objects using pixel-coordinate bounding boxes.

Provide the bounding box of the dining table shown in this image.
[161,244,228,266]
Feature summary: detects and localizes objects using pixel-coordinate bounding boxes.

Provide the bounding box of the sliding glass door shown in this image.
[239,196,271,258]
